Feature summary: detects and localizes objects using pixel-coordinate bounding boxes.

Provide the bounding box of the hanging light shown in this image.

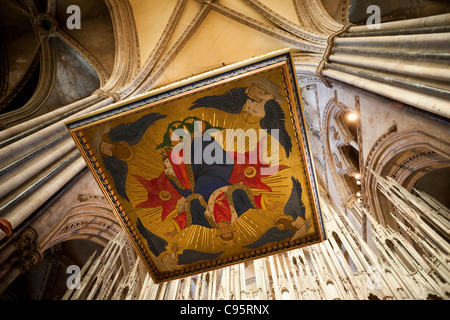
[347,112,357,121]
[354,173,360,180]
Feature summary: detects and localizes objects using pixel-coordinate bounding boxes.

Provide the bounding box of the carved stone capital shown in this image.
[94,89,120,102]
[16,227,41,273]
[0,227,41,274]
[18,250,41,273]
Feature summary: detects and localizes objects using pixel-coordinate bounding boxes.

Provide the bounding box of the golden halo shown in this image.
[274,215,293,229]
[241,111,262,124]
[114,142,134,161]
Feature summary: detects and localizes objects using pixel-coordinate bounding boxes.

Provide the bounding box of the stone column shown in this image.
[321,13,450,119]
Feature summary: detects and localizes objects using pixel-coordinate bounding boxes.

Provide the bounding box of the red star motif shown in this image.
[132,171,181,221]
[228,139,287,191]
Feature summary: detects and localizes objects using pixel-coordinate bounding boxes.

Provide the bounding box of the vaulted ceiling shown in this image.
[0,0,115,128]
[1,0,448,130]
[126,0,341,94]
[1,0,346,129]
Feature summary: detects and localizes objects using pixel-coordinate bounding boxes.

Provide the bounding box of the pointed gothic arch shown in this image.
[364,128,450,227]
[321,94,362,205]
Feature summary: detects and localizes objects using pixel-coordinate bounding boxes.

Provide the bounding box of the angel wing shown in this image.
[189,87,248,114]
[108,112,167,145]
[103,113,166,201]
[103,156,130,201]
[188,87,292,158]
[243,227,293,249]
[177,249,224,265]
[136,218,168,257]
[259,99,292,158]
[284,177,306,221]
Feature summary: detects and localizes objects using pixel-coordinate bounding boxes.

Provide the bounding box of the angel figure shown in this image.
[99,113,167,201]
[137,219,224,266]
[214,222,241,247]
[244,177,312,249]
[189,82,293,158]
[166,183,263,244]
